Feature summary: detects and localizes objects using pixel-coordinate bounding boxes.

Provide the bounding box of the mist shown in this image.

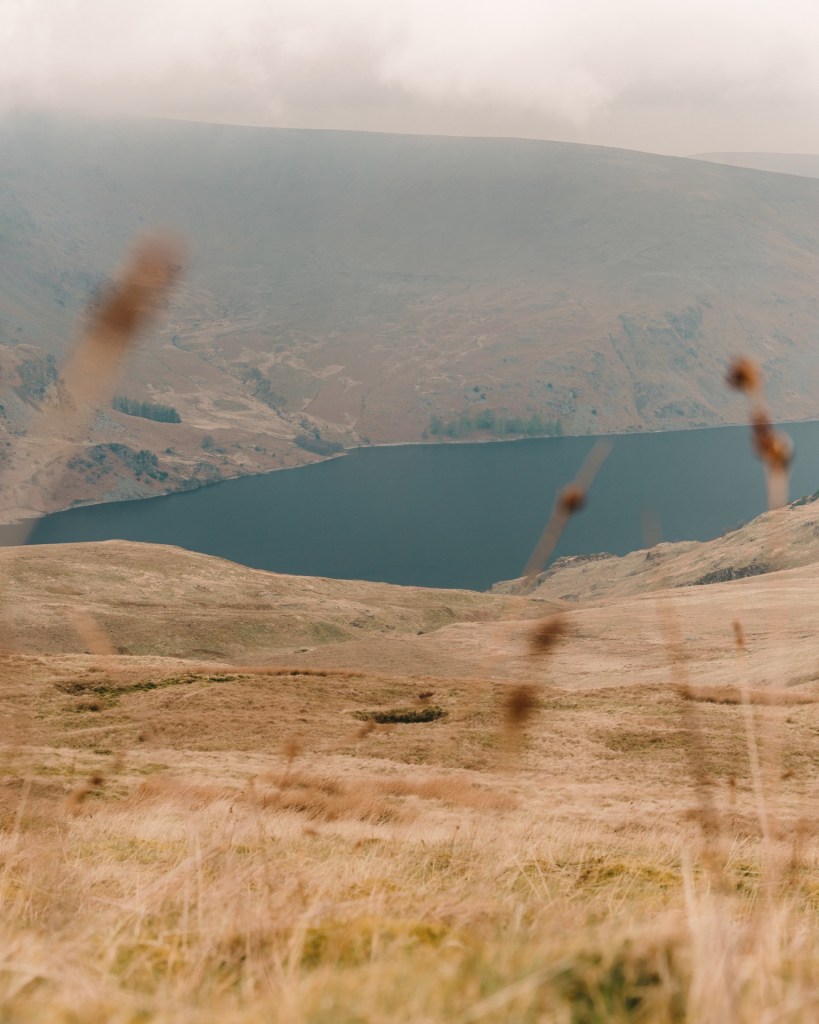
[3,0,819,154]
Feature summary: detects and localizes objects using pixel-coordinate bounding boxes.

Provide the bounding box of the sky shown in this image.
[3,0,819,156]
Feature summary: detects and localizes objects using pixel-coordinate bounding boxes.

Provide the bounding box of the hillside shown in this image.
[0,539,545,669]
[6,117,819,517]
[5,539,819,1020]
[494,490,819,603]
[5,535,819,702]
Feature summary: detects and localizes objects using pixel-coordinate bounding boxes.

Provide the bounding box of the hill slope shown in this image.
[494,492,819,603]
[5,535,819,692]
[0,539,543,668]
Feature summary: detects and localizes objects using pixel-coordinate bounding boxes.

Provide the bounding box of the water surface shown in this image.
[11,423,819,590]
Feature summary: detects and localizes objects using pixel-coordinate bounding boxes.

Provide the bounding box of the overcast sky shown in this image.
[3,0,819,156]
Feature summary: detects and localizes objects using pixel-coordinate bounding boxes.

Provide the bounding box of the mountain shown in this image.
[6,116,819,517]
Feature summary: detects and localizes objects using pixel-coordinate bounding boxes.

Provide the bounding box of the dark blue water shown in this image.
[7,423,819,590]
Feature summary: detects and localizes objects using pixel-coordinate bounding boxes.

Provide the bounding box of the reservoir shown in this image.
[11,422,819,591]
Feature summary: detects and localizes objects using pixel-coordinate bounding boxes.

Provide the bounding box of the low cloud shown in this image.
[3,0,819,153]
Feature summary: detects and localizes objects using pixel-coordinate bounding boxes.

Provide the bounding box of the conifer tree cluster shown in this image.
[112,396,181,423]
[427,409,562,439]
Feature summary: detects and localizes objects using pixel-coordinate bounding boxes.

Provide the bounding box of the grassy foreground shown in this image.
[4,643,819,1022]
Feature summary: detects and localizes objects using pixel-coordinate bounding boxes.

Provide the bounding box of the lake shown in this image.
[8,423,819,590]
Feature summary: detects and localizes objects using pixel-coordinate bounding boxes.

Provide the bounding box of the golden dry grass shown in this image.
[4,562,819,1022]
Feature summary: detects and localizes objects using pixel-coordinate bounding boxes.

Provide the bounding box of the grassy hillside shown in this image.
[495,490,819,603]
[6,117,819,515]
[0,539,544,663]
[4,539,819,1020]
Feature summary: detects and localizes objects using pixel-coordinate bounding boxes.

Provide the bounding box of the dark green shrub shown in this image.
[352,706,447,724]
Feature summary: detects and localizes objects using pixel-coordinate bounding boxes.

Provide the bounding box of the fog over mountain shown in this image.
[4,0,819,155]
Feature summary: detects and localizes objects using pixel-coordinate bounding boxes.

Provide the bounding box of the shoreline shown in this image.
[2,413,815,532]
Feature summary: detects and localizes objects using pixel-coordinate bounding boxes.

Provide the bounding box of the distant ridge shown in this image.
[694,152,819,179]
